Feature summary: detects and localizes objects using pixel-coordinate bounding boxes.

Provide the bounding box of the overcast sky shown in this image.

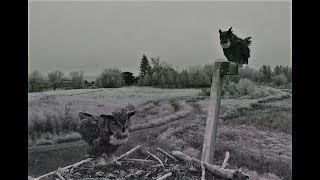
[29,1,291,77]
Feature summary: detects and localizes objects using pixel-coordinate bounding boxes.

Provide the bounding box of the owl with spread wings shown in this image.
[78,108,135,168]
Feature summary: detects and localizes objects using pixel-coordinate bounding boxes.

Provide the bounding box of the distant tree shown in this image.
[47,71,64,91]
[177,70,190,88]
[259,65,272,82]
[167,72,175,88]
[203,64,215,84]
[70,71,85,89]
[238,66,263,83]
[150,56,160,67]
[95,69,124,88]
[272,74,287,86]
[188,67,210,88]
[139,54,152,78]
[287,67,292,82]
[273,65,282,75]
[121,72,135,86]
[28,70,46,92]
[84,80,88,84]
[151,71,160,86]
[150,56,161,74]
[159,75,166,87]
[143,74,152,86]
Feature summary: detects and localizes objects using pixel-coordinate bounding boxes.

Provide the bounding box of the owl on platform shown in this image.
[78,108,135,168]
[219,27,252,66]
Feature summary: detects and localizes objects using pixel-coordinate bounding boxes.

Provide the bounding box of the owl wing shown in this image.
[242,37,251,58]
[78,112,101,145]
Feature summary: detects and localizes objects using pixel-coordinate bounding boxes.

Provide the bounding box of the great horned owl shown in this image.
[78,109,135,167]
[219,27,252,65]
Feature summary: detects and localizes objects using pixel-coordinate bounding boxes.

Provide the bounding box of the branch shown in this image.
[172,151,249,180]
[54,171,66,180]
[146,150,164,167]
[35,145,142,180]
[120,158,157,164]
[34,159,92,180]
[221,151,230,169]
[116,145,142,161]
[156,172,172,180]
[201,161,206,180]
[156,147,178,162]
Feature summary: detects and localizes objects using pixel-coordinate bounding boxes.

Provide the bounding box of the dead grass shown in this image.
[29,86,292,179]
[28,87,199,143]
[224,98,292,134]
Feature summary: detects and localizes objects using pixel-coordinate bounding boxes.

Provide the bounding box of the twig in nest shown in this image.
[156,147,178,162]
[145,155,151,160]
[54,171,66,180]
[34,145,142,180]
[146,150,164,167]
[34,159,92,180]
[164,157,168,164]
[201,161,206,180]
[156,172,172,180]
[116,144,142,161]
[172,151,249,180]
[120,158,157,164]
[221,151,230,169]
[125,170,144,178]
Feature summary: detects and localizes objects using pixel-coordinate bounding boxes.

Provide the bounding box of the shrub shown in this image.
[70,71,85,89]
[223,82,239,97]
[272,74,287,86]
[199,88,210,96]
[28,105,79,141]
[28,70,47,92]
[169,98,180,111]
[235,78,255,96]
[29,114,44,138]
[95,68,124,88]
[54,133,82,144]
[35,133,56,146]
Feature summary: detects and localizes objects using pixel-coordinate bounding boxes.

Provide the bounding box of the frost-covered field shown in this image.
[28,87,200,123]
[28,86,292,179]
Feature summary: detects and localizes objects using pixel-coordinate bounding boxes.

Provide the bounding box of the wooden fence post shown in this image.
[201,61,238,165]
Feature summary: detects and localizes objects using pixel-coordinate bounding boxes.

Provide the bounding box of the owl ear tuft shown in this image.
[219,29,222,34]
[228,27,232,33]
[127,110,136,119]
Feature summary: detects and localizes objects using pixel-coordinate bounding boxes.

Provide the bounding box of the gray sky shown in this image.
[29,1,291,77]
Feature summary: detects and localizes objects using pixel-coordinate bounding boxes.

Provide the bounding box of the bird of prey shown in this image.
[78,109,135,168]
[219,27,252,65]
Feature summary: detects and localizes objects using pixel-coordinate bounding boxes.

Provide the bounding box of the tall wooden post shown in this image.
[201,61,238,165]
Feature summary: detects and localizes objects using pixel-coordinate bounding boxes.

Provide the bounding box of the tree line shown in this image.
[28,54,292,92]
[136,55,292,88]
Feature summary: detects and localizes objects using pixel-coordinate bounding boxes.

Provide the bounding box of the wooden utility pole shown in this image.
[201,61,238,165]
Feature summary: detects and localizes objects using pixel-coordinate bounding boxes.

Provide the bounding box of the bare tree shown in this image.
[28,70,46,93]
[48,71,64,91]
[70,71,85,89]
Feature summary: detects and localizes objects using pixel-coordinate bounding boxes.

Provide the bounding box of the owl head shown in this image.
[219,27,233,49]
[100,109,135,145]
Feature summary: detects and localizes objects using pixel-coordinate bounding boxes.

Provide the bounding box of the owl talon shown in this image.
[93,156,108,170]
[105,154,121,165]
